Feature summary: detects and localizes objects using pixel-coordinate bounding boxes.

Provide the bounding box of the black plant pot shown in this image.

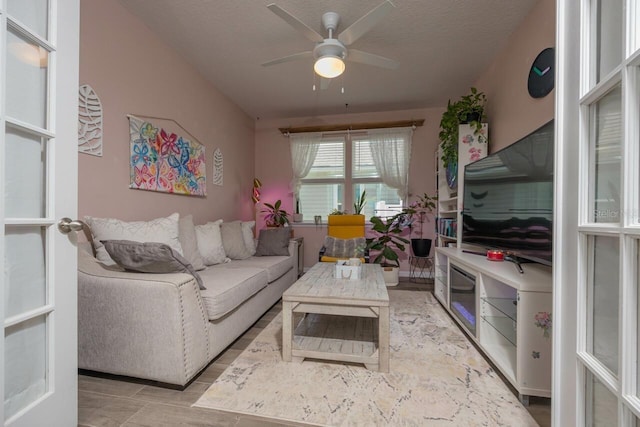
[411,238,432,257]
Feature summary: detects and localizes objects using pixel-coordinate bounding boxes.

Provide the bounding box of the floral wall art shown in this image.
[128,115,207,196]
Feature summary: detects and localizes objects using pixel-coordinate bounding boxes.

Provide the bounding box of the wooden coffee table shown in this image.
[282,262,390,372]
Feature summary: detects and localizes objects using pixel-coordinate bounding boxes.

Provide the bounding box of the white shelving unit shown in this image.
[435,124,488,248]
[434,247,552,402]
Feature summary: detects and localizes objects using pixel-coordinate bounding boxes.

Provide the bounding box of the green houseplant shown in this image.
[353,190,367,215]
[367,213,410,285]
[438,87,487,168]
[262,200,290,227]
[402,193,437,257]
[292,197,303,222]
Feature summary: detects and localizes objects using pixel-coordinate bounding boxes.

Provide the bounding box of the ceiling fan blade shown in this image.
[337,0,395,46]
[267,4,324,43]
[262,51,313,67]
[347,49,399,70]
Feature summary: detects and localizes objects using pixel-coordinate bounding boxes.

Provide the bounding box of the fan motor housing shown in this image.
[313,38,347,60]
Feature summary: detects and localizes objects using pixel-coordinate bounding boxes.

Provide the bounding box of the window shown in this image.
[295,129,411,221]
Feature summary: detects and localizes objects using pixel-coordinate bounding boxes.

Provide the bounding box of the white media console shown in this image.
[434,247,552,403]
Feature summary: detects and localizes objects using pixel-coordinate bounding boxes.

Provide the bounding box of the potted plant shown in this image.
[292,197,303,222]
[261,199,290,227]
[438,87,487,168]
[366,213,409,286]
[402,193,437,257]
[353,190,367,215]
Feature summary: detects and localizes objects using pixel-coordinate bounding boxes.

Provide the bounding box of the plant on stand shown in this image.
[402,193,437,257]
[261,200,290,227]
[366,213,409,286]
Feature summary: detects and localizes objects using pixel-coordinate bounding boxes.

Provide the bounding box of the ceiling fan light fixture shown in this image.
[314,55,345,79]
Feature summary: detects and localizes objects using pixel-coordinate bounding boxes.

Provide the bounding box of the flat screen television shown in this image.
[462,120,554,266]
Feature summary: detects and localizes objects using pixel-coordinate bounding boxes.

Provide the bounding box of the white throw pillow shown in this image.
[241,221,256,256]
[178,214,206,271]
[84,213,183,266]
[195,220,228,265]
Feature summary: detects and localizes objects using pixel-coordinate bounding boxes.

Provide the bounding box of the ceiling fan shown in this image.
[262,1,399,80]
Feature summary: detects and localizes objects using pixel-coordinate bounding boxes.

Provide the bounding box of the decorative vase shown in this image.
[381,266,399,286]
[446,161,458,189]
[292,213,303,222]
[411,238,432,257]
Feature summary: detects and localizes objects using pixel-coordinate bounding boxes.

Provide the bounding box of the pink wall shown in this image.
[78,0,255,224]
[255,108,444,272]
[474,0,556,152]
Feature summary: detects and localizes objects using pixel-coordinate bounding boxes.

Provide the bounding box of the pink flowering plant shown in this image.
[534,311,552,338]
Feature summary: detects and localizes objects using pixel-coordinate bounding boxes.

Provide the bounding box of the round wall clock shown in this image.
[527,47,555,99]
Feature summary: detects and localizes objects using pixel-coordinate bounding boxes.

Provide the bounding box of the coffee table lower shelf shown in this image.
[290,314,381,370]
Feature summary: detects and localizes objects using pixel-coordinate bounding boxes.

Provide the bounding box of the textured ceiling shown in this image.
[119,0,538,119]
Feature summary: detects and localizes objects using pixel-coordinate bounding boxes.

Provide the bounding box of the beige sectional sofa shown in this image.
[77,215,298,387]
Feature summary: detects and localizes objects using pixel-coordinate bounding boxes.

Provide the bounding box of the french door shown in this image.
[572,0,640,425]
[0,0,79,425]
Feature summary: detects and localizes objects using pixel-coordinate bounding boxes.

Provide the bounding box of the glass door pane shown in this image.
[588,235,619,374]
[595,0,623,82]
[591,86,622,223]
[586,371,618,426]
[7,0,49,39]
[4,227,46,318]
[3,315,47,420]
[5,127,47,218]
[5,29,48,128]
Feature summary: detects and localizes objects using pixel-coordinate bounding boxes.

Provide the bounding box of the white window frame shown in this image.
[298,131,405,220]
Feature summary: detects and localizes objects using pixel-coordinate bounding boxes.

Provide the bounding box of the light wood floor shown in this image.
[78,279,550,427]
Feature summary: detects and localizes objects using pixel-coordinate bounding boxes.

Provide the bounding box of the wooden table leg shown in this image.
[378,305,390,373]
[282,300,293,362]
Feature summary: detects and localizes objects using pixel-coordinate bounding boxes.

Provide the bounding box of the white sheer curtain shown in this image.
[365,127,413,200]
[290,132,320,197]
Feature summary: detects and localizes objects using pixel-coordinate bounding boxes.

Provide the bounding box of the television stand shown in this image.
[434,246,552,403]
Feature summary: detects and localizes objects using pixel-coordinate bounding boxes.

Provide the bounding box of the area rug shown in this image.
[194,291,537,426]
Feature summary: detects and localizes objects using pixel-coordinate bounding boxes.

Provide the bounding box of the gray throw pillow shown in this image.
[221,221,252,260]
[102,240,205,290]
[254,228,290,256]
[323,236,366,258]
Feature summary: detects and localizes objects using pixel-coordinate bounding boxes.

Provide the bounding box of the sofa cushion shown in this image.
[221,221,252,260]
[85,213,183,266]
[178,214,206,271]
[255,228,290,256]
[102,240,205,290]
[224,256,293,283]
[195,220,228,265]
[198,266,268,320]
[241,221,257,256]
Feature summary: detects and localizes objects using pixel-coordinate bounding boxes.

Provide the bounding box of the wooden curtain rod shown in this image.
[278,119,425,135]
